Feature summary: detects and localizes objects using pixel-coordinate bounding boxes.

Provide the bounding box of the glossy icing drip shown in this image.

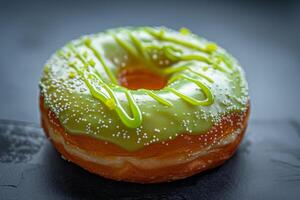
[84,39,118,84]
[63,47,143,128]
[145,28,217,53]
[40,27,249,151]
[142,90,173,107]
[61,28,220,128]
[166,74,214,106]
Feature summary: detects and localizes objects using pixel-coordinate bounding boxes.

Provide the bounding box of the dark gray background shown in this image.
[1,1,300,199]
[0,0,299,123]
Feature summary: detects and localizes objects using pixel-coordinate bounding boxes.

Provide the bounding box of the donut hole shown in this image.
[118,67,168,90]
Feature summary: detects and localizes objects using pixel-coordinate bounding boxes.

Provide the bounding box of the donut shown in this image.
[39,27,250,183]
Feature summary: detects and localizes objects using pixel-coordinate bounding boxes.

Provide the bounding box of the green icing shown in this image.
[40,26,249,151]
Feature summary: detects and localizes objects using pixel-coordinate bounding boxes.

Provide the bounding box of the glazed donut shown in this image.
[39,27,250,183]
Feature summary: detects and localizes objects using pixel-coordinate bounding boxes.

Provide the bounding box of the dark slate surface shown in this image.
[0,120,300,200]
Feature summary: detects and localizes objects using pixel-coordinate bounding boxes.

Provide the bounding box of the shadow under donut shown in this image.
[35,140,247,200]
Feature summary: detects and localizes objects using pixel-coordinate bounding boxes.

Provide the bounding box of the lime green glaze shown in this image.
[142,90,173,107]
[84,38,118,84]
[40,26,249,151]
[166,74,214,106]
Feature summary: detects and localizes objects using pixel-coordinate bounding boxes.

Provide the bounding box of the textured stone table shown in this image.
[1,119,300,200]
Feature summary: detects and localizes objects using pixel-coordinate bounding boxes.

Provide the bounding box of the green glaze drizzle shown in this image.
[113,34,140,58]
[60,28,230,128]
[188,68,214,83]
[128,33,149,61]
[42,26,247,139]
[166,74,214,106]
[40,27,249,151]
[65,50,143,128]
[162,65,214,83]
[216,53,234,70]
[145,28,218,54]
[141,90,173,107]
[84,38,118,84]
[103,84,143,128]
[163,46,211,64]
